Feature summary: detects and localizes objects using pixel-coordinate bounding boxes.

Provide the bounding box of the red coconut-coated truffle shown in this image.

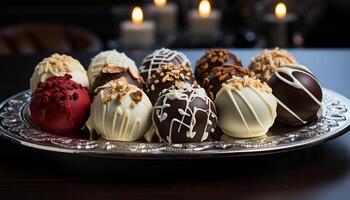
[30,74,91,134]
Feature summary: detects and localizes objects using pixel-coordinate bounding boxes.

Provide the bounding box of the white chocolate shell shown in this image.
[91,82,152,141]
[88,50,139,86]
[30,53,89,92]
[215,85,277,138]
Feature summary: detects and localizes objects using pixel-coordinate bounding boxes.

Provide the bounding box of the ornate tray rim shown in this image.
[0,88,349,159]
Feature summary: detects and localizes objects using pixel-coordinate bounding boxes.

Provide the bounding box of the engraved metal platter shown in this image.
[0,88,349,159]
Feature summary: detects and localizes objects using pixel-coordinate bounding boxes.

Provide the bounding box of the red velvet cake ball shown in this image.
[30,74,91,134]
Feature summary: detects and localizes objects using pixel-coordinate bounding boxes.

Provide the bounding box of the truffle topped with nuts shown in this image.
[88,50,144,93]
[90,64,145,94]
[195,49,242,84]
[225,75,272,93]
[146,63,197,104]
[202,65,255,100]
[30,53,89,92]
[94,77,144,108]
[140,48,191,82]
[88,50,139,86]
[248,48,297,82]
[90,77,153,141]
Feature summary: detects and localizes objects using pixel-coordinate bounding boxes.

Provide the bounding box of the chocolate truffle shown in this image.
[146,64,197,104]
[215,76,277,138]
[268,64,323,126]
[30,74,91,134]
[195,49,242,84]
[202,65,255,100]
[248,48,297,82]
[153,85,218,143]
[30,53,89,92]
[90,78,153,141]
[91,64,144,93]
[88,50,142,90]
[140,48,191,82]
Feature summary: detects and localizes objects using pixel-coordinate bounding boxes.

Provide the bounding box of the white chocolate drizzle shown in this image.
[140,48,191,81]
[274,66,322,124]
[153,85,217,143]
[91,83,152,141]
[215,77,277,138]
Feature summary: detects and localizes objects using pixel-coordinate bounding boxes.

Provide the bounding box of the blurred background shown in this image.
[0,0,349,55]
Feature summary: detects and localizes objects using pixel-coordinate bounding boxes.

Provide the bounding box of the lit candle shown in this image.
[264,2,297,47]
[187,0,222,44]
[147,0,178,37]
[120,6,156,49]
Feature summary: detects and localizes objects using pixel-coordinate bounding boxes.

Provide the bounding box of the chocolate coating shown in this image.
[140,48,191,82]
[153,85,218,143]
[268,67,322,126]
[30,74,91,134]
[91,65,144,94]
[202,65,255,100]
[195,49,242,84]
[146,64,197,104]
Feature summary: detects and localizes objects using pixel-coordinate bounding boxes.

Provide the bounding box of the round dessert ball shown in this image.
[30,74,91,134]
[140,48,191,82]
[268,64,323,126]
[202,65,255,100]
[30,53,89,92]
[248,48,297,82]
[88,50,140,89]
[153,85,218,144]
[90,64,145,94]
[90,77,153,141]
[195,49,242,84]
[146,63,197,104]
[215,76,277,138]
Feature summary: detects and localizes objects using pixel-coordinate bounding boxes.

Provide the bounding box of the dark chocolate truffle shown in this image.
[140,48,191,82]
[146,64,197,104]
[268,64,323,126]
[195,49,242,84]
[91,65,145,94]
[30,74,91,134]
[152,85,218,143]
[202,65,255,100]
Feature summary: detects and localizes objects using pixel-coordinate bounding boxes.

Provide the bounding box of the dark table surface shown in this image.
[0,49,350,200]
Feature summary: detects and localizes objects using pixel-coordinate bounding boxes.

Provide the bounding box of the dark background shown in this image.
[0,0,349,54]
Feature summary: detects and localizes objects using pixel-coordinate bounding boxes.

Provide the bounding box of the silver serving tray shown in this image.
[0,88,349,159]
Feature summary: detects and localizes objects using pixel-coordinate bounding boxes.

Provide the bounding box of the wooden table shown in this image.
[0,49,350,200]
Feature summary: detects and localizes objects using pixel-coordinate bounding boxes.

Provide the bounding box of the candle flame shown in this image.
[132,6,143,25]
[154,0,167,8]
[275,2,287,20]
[199,0,211,18]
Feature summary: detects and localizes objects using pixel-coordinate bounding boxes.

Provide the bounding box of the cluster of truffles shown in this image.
[29,47,323,144]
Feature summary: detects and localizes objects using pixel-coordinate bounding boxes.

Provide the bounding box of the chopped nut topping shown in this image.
[248,48,297,82]
[94,77,143,105]
[130,90,143,103]
[195,49,230,78]
[101,65,126,74]
[225,75,272,93]
[202,65,255,99]
[147,63,196,91]
[36,53,80,75]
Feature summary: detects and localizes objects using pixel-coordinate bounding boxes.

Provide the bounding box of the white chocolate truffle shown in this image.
[215,76,277,138]
[88,50,139,86]
[91,78,152,141]
[30,53,89,92]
